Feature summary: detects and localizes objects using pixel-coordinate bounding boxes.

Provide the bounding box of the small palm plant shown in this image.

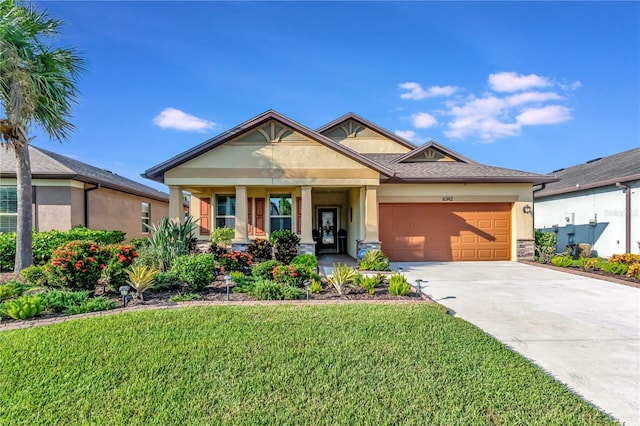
[125,265,158,301]
[327,263,357,295]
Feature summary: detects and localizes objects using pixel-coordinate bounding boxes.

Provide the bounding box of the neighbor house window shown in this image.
[141,202,150,233]
[216,195,236,229]
[269,194,292,232]
[0,187,18,234]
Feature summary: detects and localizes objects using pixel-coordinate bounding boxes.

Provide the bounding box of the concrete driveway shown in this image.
[395,261,640,425]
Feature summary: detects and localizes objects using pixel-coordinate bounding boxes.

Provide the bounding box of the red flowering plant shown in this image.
[217,250,252,273]
[272,264,299,287]
[47,241,108,290]
[102,244,138,290]
[46,241,138,291]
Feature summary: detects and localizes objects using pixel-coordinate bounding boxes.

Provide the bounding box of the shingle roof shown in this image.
[535,147,640,197]
[143,110,556,185]
[364,154,556,184]
[1,145,169,202]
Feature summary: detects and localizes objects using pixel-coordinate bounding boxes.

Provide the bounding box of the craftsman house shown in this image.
[144,110,556,261]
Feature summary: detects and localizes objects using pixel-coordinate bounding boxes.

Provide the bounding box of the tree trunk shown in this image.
[14,142,33,271]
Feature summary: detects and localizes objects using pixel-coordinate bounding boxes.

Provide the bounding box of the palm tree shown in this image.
[0,0,84,271]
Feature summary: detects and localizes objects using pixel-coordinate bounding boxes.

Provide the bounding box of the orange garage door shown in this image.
[379,203,511,261]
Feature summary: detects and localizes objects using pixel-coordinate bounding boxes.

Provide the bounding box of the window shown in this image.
[141,202,150,233]
[216,195,236,229]
[0,187,18,234]
[269,194,292,232]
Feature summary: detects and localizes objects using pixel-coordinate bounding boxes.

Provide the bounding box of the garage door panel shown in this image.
[379,203,511,261]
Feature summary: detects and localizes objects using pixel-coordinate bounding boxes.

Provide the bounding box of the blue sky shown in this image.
[24,1,640,192]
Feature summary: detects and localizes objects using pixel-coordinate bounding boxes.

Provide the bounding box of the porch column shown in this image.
[364,185,379,242]
[234,186,248,243]
[169,186,183,223]
[301,186,313,243]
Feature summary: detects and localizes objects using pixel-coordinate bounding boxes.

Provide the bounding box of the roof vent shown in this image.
[586,157,602,164]
[103,169,113,174]
[551,168,564,173]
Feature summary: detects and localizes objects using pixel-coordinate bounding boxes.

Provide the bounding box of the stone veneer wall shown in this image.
[516,238,535,260]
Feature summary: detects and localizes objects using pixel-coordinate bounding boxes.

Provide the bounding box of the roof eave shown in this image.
[381,176,559,185]
[534,174,640,198]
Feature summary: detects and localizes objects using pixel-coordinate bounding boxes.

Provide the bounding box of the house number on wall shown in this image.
[442,196,454,201]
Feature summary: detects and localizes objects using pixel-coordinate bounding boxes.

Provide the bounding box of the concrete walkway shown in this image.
[396,261,640,425]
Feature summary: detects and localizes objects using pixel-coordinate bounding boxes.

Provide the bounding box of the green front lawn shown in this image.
[0,304,613,425]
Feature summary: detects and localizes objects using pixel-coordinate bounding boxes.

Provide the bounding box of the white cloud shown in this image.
[394,130,417,142]
[516,105,572,125]
[412,112,437,128]
[488,72,551,92]
[399,82,458,100]
[153,108,215,132]
[505,91,563,106]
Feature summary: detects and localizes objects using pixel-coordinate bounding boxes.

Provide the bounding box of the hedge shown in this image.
[0,227,126,272]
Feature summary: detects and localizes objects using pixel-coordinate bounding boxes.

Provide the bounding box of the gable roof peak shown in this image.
[316,112,416,150]
[392,140,477,164]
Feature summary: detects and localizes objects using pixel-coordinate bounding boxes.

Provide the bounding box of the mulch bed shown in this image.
[520,260,640,289]
[0,273,430,329]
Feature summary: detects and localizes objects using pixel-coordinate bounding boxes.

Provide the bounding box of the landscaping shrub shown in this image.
[232,275,256,294]
[251,259,281,281]
[171,254,215,291]
[248,279,284,300]
[104,244,139,290]
[358,250,390,271]
[0,228,126,272]
[210,227,234,252]
[217,250,252,274]
[281,285,303,300]
[246,238,273,262]
[626,263,640,279]
[20,265,48,286]
[1,295,44,320]
[152,271,182,291]
[359,275,380,295]
[327,263,357,295]
[291,254,318,271]
[272,264,300,287]
[64,296,116,315]
[125,265,158,300]
[388,273,411,296]
[0,232,16,271]
[270,230,300,264]
[230,271,245,282]
[0,280,29,301]
[608,253,640,265]
[309,278,322,294]
[47,241,137,291]
[169,293,202,302]
[129,238,151,250]
[147,216,198,271]
[601,262,628,276]
[551,256,573,268]
[534,230,557,263]
[41,290,90,313]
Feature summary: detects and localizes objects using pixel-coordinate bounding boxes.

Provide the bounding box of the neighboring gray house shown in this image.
[534,147,640,257]
[0,145,171,239]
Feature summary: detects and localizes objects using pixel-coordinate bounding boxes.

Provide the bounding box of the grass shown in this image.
[0,304,613,425]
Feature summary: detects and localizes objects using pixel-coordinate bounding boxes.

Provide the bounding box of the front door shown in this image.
[317,208,338,253]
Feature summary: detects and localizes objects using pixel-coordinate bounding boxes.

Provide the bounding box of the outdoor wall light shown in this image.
[224,275,232,301]
[522,205,532,214]
[119,285,131,307]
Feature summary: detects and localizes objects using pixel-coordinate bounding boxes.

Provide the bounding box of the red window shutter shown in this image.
[200,197,210,235]
[296,197,302,234]
[248,197,253,235]
[255,198,265,236]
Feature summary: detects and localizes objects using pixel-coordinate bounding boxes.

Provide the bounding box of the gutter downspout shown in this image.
[84,183,100,228]
[616,182,632,253]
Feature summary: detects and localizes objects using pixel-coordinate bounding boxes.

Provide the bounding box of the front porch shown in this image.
[170,185,382,259]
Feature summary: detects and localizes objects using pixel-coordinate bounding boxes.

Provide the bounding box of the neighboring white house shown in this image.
[534,147,640,257]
